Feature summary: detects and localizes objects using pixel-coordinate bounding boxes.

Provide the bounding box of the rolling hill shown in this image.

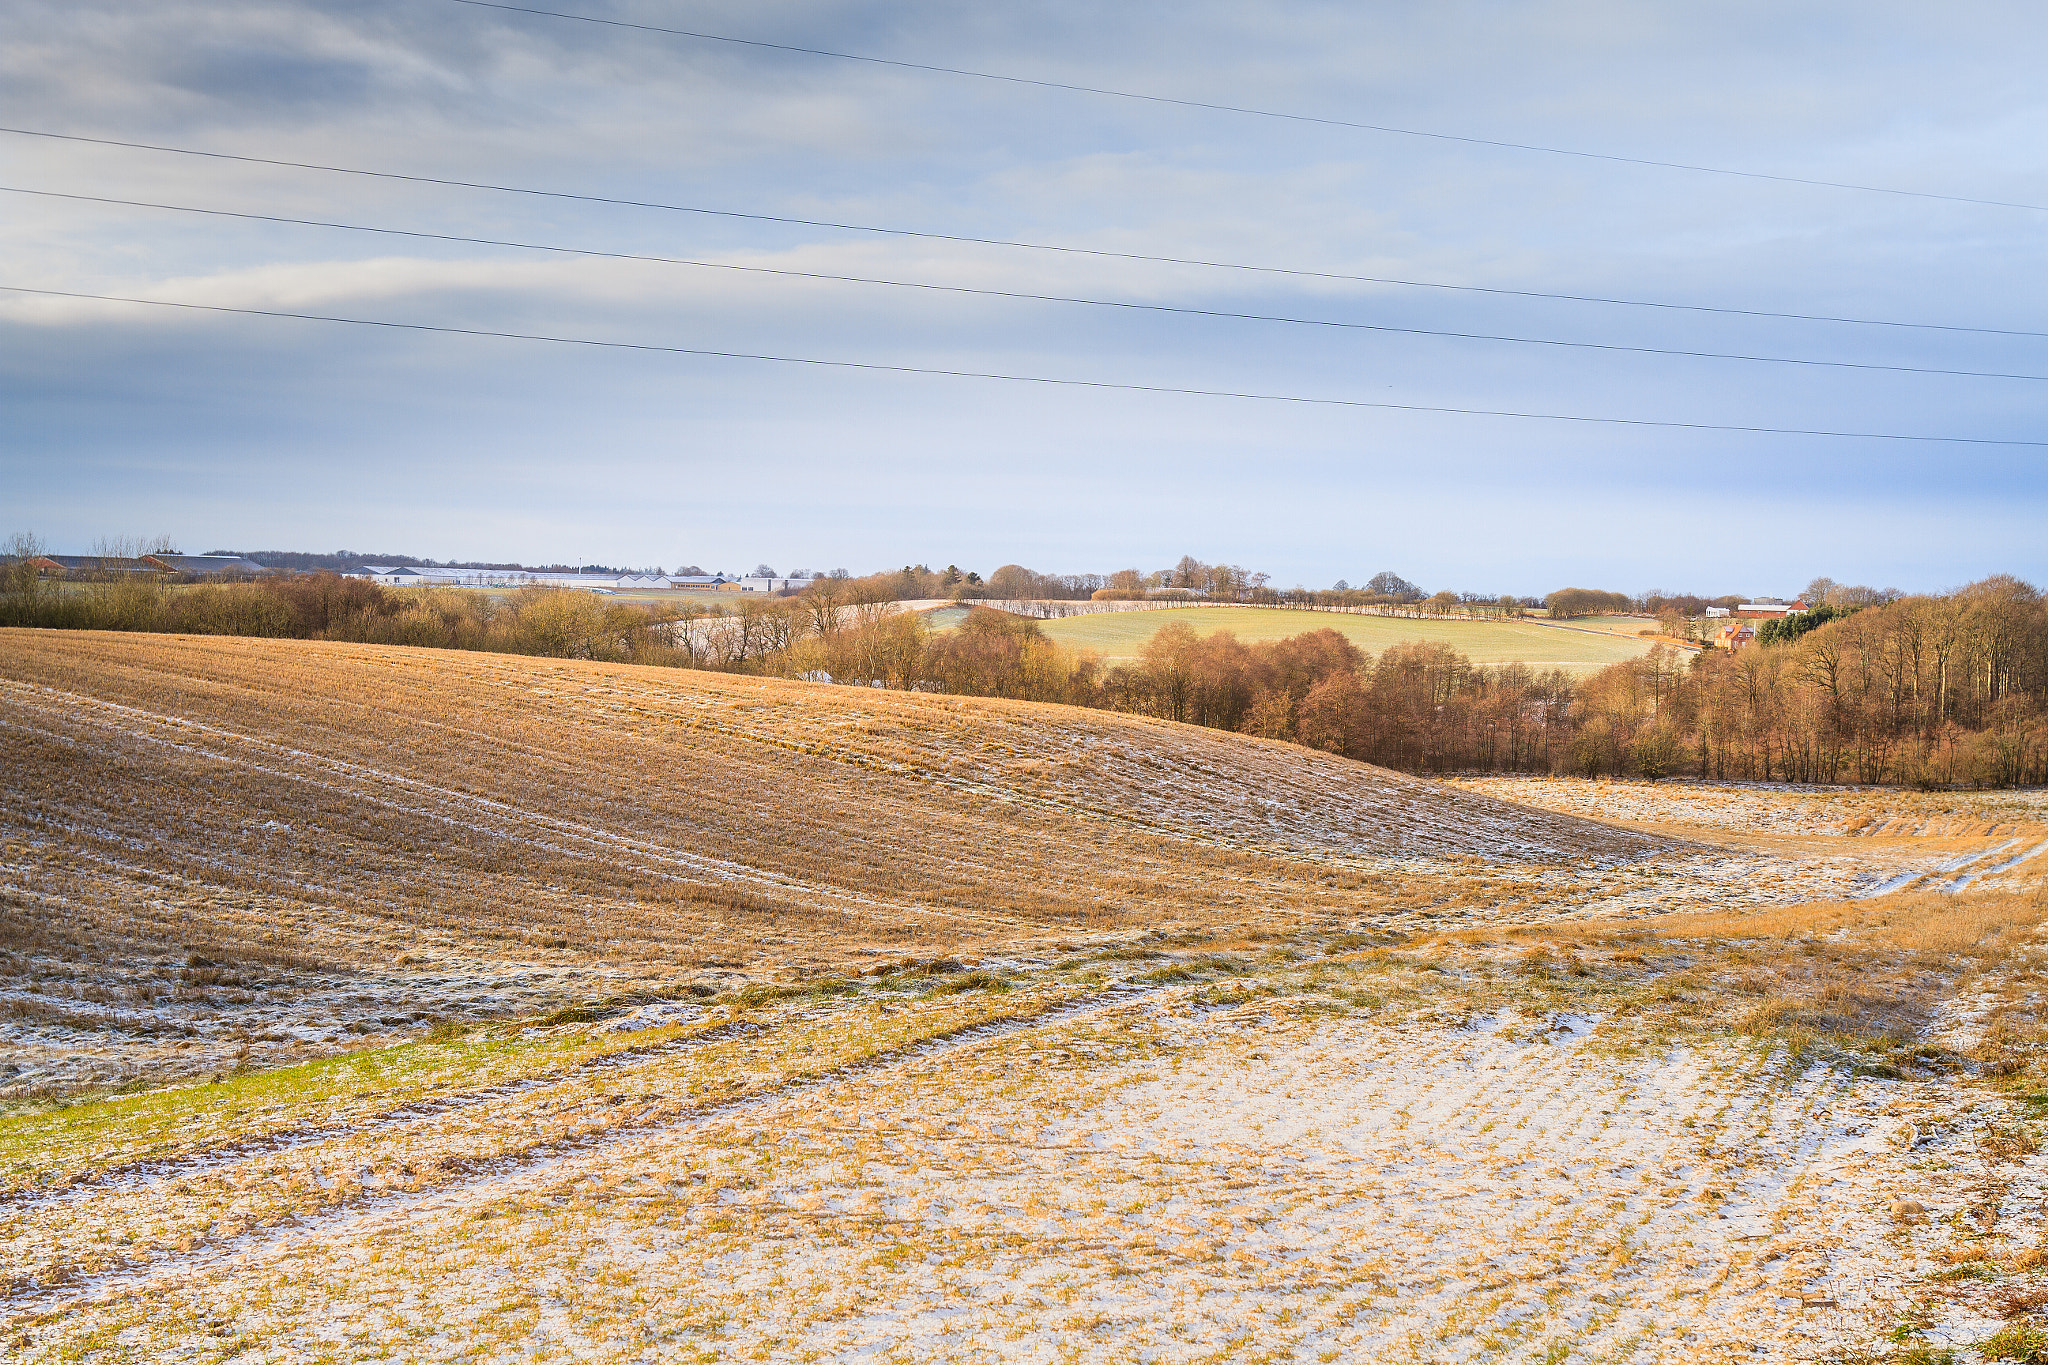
[6,633,2042,1364]
[1,630,1659,1095]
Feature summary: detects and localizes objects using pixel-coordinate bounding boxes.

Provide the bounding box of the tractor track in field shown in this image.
[0,984,1163,1322]
[0,1019,768,1216]
[1851,837,2048,898]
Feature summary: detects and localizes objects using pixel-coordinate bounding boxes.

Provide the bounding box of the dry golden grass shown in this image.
[12,631,2048,1363]
[11,914,2048,1363]
[6,631,2036,1100]
[1,629,1670,1098]
[1531,887,2044,955]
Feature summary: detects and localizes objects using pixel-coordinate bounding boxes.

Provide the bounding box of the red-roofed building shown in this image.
[1712,622,1757,651]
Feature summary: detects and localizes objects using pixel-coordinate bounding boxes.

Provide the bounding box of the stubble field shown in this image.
[3,630,2046,1363]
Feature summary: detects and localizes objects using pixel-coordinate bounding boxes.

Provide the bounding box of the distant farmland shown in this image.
[1030,606,1663,668]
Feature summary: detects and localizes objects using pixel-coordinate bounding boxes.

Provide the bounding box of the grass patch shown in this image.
[928,971,1011,996]
[0,1017,715,1193]
[1980,1322,2048,1362]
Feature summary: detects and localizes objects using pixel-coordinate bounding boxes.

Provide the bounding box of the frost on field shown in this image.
[13,929,2048,1362]
[2,632,2046,1361]
[1,631,1693,1097]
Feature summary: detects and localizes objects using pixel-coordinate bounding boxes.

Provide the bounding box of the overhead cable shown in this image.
[6,285,2041,448]
[3,127,2038,340]
[449,0,2048,214]
[10,187,2037,383]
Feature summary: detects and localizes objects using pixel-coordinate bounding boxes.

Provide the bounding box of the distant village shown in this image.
[13,548,1822,650]
[1707,599,1809,651]
[16,552,811,596]
[349,565,810,594]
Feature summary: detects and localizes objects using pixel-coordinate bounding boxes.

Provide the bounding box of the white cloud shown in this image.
[1,0,2042,585]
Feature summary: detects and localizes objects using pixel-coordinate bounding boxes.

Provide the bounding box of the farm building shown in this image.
[347,566,739,591]
[354,566,443,586]
[28,552,264,577]
[143,553,266,575]
[26,554,159,577]
[1735,600,1807,619]
[1712,623,1758,651]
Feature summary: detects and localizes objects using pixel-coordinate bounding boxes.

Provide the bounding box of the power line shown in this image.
[11,186,2038,384]
[5,127,2038,341]
[450,0,2048,215]
[6,285,2041,448]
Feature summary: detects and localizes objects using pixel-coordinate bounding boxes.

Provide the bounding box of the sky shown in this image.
[2,0,2043,597]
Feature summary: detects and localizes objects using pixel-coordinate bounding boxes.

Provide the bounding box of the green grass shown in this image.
[1030,607,1658,668]
[921,605,972,630]
[1540,613,1663,637]
[0,986,1085,1198]
[0,1022,710,1193]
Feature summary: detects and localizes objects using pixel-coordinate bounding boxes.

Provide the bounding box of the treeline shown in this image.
[854,558,1542,615]
[1677,577,2046,786]
[0,569,688,663]
[836,557,1271,603]
[683,584,2047,788]
[825,561,1717,621]
[660,584,2048,787]
[7,559,2040,787]
[1545,588,1635,619]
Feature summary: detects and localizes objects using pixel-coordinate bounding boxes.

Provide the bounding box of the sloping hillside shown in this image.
[1,630,1657,1093]
[12,635,2045,1363]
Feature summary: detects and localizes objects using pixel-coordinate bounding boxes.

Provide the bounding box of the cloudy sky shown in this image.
[4,0,2043,594]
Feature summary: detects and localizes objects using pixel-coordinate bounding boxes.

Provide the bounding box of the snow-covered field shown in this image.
[5,633,2048,1361]
[10,932,2048,1363]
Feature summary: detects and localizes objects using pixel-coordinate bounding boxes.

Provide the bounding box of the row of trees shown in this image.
[1681,576,2046,786]
[846,559,1535,614]
[825,560,1763,622]
[668,582,2046,788]
[8,543,2038,787]
[827,557,1283,603]
[1544,588,1636,619]
[644,578,2048,787]
[818,560,1830,620]
[0,566,686,663]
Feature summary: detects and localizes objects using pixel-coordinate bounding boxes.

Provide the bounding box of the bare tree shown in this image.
[799,575,848,639]
[2,530,48,605]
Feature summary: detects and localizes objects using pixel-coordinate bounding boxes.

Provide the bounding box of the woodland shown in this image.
[2,555,2041,788]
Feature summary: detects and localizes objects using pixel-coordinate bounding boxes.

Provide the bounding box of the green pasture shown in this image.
[1027,607,1658,669]
[1539,613,1661,637]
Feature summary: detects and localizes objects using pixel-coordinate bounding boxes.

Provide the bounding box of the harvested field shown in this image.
[1,630,1670,1096]
[6,631,2048,1363]
[1453,775,2048,900]
[1031,606,1660,668]
[9,886,2048,1362]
